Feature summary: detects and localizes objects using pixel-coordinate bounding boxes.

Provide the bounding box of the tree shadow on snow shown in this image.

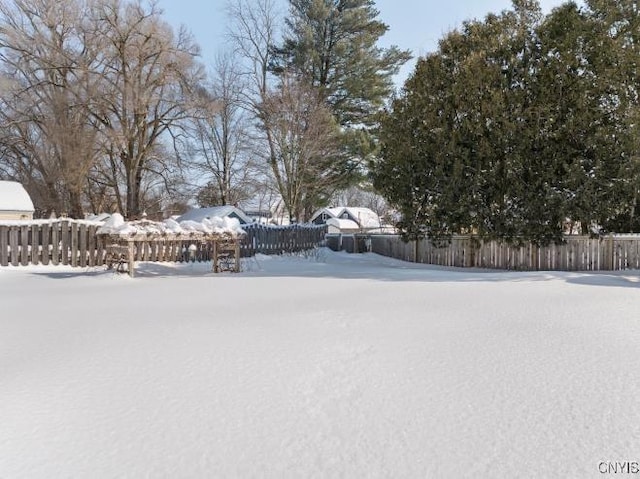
[234,251,640,289]
[22,251,640,288]
[562,272,640,289]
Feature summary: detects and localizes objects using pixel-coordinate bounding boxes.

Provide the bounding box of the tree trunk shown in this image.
[68,190,84,219]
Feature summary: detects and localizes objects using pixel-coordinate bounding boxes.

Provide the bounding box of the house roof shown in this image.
[326,207,344,218]
[0,181,34,212]
[342,207,381,229]
[310,207,344,222]
[311,206,381,229]
[326,218,360,230]
[176,205,252,224]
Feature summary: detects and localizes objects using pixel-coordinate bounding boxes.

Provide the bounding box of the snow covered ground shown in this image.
[1,250,639,478]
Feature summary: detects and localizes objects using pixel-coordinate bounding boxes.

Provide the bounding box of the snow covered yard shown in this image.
[1,250,639,478]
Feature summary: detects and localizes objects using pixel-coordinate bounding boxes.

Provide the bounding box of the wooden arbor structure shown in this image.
[100,230,243,277]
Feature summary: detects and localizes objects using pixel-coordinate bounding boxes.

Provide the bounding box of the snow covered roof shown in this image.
[326,207,344,218]
[177,206,252,225]
[0,181,34,212]
[342,207,381,229]
[326,218,360,230]
[310,207,342,222]
[312,206,382,229]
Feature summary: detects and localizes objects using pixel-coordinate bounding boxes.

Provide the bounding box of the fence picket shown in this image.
[60,221,69,265]
[79,224,87,267]
[31,224,40,265]
[51,224,59,265]
[20,225,29,266]
[70,222,78,267]
[40,223,51,266]
[0,226,8,266]
[9,228,18,266]
[88,225,96,267]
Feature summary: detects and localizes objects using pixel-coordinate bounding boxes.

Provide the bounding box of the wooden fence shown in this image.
[241,223,327,256]
[0,220,327,268]
[4,220,639,272]
[362,234,640,272]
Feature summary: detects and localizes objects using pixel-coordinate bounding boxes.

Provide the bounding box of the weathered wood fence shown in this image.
[0,221,103,267]
[241,223,327,256]
[0,221,327,267]
[363,234,640,271]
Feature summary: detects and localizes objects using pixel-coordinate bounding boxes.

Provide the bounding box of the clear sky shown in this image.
[156,0,577,84]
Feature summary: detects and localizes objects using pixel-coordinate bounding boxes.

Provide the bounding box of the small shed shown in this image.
[0,181,35,220]
[176,205,252,225]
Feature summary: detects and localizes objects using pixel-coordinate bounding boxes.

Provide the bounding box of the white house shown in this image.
[0,181,35,220]
[310,206,392,233]
[176,205,253,225]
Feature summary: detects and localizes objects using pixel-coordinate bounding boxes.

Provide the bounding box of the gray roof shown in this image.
[176,206,252,224]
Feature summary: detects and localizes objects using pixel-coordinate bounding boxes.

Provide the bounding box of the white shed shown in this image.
[0,181,35,220]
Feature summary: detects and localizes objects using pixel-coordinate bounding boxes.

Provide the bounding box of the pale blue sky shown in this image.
[157,0,577,84]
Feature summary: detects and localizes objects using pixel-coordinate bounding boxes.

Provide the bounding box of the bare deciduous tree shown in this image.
[0,0,98,217]
[0,0,205,218]
[226,0,280,109]
[261,74,340,222]
[226,0,286,207]
[187,52,254,206]
[86,0,204,218]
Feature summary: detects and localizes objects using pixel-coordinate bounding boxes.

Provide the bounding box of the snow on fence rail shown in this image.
[362,234,640,271]
[0,220,327,267]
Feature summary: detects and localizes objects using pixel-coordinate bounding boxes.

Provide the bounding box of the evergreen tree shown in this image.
[273,0,411,211]
[534,2,619,234]
[586,0,640,232]
[277,0,411,127]
[373,0,637,243]
[375,1,558,243]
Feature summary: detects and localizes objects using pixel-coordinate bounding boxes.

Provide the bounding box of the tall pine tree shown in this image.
[277,0,411,127]
[272,0,410,217]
